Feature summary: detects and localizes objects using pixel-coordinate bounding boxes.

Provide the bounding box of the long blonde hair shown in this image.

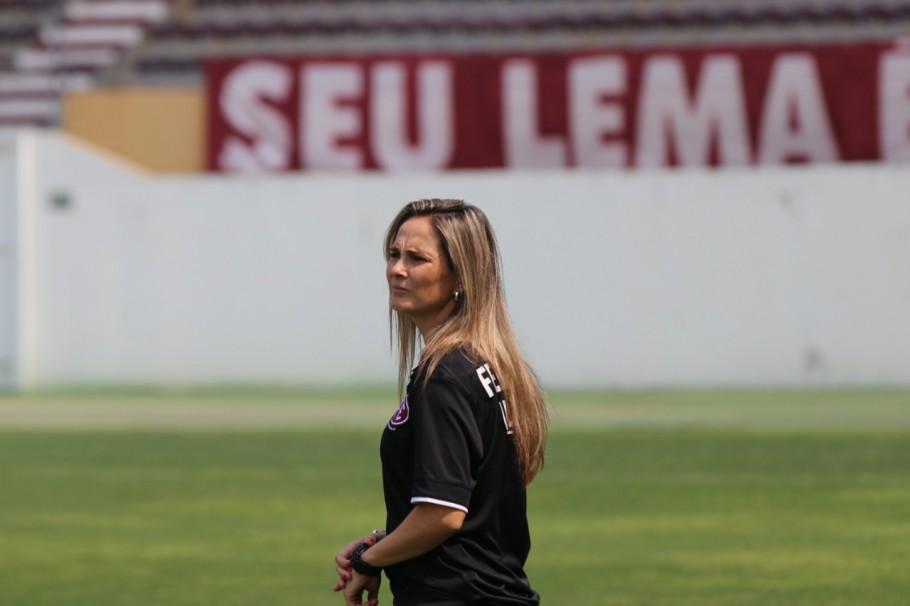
[384,199,548,485]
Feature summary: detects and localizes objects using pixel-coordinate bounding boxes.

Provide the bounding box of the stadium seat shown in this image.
[3,0,910,125]
[0,0,168,127]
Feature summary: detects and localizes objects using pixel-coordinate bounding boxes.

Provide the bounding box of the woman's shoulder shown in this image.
[419,347,485,389]
[439,347,480,372]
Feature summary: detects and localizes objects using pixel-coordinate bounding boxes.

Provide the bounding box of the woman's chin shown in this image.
[389,299,411,313]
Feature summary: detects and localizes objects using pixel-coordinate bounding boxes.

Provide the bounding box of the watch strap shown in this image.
[350,542,383,577]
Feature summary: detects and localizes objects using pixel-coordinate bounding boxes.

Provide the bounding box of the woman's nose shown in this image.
[390,258,406,276]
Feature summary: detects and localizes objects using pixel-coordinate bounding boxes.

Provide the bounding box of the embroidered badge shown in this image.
[388,396,410,431]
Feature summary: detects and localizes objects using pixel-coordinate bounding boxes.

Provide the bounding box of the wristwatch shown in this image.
[350,542,383,577]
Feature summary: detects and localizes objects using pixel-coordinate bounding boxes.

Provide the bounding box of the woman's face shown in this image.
[387,216,458,331]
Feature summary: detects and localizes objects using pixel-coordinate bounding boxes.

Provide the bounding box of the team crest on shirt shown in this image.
[387,396,410,430]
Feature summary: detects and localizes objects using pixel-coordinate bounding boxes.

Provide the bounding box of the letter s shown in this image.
[217,61,293,173]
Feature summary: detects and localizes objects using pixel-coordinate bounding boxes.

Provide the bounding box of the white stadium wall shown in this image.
[2,130,909,390]
[0,134,19,389]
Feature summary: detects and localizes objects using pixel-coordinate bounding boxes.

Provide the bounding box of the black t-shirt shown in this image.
[380,349,540,606]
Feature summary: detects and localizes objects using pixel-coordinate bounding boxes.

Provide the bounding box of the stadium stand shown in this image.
[2,0,909,127]
[0,0,168,126]
[126,0,910,87]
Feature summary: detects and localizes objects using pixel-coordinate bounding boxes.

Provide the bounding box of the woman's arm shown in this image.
[361,502,466,567]
[335,504,466,604]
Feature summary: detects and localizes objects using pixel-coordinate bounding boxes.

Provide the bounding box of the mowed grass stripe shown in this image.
[1,389,909,430]
[1,429,908,606]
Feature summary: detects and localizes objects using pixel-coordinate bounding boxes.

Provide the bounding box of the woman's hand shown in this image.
[343,570,381,606]
[332,534,379,592]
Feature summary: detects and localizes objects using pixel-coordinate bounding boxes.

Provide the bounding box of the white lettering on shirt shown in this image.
[499,400,514,435]
[475,363,502,398]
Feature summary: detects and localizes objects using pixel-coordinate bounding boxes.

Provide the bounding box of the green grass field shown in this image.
[1,389,909,605]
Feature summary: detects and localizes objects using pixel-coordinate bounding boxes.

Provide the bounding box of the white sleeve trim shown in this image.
[410,496,469,513]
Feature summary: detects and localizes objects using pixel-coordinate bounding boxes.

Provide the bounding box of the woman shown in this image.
[333,199,547,606]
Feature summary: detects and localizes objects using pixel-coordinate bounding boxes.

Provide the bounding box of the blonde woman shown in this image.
[333,199,547,606]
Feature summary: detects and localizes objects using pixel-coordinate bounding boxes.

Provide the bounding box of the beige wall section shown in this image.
[62,87,204,173]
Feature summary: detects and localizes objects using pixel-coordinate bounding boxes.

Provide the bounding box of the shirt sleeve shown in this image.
[410,376,483,513]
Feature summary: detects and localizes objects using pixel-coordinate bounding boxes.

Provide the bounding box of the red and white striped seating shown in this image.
[0,0,169,127]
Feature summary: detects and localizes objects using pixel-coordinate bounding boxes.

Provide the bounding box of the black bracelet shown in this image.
[350,542,383,577]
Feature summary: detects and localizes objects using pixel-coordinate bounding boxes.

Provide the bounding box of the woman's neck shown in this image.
[414,300,456,341]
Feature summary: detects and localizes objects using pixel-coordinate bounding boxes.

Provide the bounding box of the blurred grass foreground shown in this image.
[1,388,909,606]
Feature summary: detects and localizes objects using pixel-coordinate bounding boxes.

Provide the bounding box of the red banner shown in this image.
[206,43,910,173]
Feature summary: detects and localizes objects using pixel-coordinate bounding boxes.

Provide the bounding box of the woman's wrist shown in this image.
[360,528,386,568]
[351,541,383,576]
